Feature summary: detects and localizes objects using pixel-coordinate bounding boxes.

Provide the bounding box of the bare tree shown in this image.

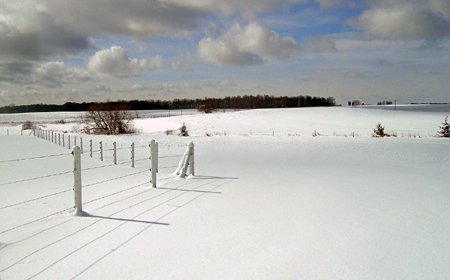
[82,103,136,135]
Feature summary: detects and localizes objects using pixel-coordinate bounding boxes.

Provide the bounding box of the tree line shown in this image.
[0,95,336,113]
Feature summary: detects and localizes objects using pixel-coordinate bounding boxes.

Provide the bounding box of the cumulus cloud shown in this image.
[0,0,206,61]
[161,0,307,16]
[198,23,299,66]
[88,46,165,77]
[0,2,93,60]
[355,0,450,40]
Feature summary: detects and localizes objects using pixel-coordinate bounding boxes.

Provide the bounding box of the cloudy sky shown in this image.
[0,0,449,106]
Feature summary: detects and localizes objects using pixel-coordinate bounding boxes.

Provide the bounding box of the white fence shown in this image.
[0,129,195,224]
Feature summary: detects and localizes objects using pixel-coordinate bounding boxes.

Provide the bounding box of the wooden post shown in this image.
[131,142,135,168]
[89,139,93,158]
[150,140,158,188]
[100,141,103,161]
[113,142,117,165]
[72,146,83,216]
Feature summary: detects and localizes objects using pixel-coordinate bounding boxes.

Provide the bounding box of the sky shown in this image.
[0,0,449,106]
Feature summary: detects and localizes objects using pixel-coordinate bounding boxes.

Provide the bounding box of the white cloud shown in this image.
[88,46,165,77]
[34,61,90,86]
[304,36,336,53]
[198,23,299,66]
[355,0,450,40]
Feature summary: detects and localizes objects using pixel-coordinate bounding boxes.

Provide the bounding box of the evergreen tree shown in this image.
[373,122,386,137]
[437,116,450,138]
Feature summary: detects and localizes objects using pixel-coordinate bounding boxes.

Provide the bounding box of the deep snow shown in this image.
[0,106,449,279]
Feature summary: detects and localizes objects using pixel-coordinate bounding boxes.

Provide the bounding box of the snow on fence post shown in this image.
[72,146,83,216]
[188,142,195,176]
[131,142,135,168]
[113,142,117,165]
[100,141,103,161]
[150,139,158,188]
[89,139,93,158]
[175,143,195,178]
[80,137,83,154]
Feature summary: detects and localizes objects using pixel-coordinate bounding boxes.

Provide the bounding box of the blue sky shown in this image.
[0,0,449,106]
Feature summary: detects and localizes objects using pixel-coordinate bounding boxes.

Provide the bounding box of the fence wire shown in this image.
[83,169,148,188]
[0,170,73,187]
[0,152,71,163]
[0,188,72,210]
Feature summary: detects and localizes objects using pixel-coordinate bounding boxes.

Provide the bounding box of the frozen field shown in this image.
[0,106,449,279]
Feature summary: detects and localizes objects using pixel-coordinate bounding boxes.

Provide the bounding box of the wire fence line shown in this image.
[83,170,149,188]
[0,152,71,163]
[0,188,73,210]
[1,131,194,242]
[0,170,73,187]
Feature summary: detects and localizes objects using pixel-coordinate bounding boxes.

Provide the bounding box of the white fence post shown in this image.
[113,142,117,165]
[150,139,158,188]
[175,143,195,178]
[100,141,103,161]
[131,142,135,168]
[72,146,83,216]
[188,142,195,176]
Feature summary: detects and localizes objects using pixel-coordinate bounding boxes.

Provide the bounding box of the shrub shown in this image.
[82,103,136,135]
[22,120,36,130]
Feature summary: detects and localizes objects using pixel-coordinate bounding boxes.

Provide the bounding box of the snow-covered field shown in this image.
[1,106,449,279]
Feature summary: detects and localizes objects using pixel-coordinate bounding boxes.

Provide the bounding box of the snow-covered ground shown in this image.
[0,106,449,279]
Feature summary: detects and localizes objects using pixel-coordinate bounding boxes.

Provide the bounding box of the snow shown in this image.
[1,106,449,279]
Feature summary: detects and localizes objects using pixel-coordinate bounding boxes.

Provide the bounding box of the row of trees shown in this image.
[0,95,336,114]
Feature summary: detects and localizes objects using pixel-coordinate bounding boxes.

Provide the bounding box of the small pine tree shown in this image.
[179,122,189,137]
[373,122,386,137]
[437,116,450,138]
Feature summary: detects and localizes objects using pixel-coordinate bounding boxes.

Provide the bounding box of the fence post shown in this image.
[100,141,103,161]
[89,139,93,158]
[68,135,71,149]
[150,139,158,188]
[51,131,54,143]
[188,142,195,176]
[21,129,23,136]
[74,136,77,146]
[62,134,65,147]
[72,146,83,216]
[113,142,117,165]
[58,134,61,145]
[80,137,83,154]
[131,142,135,168]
